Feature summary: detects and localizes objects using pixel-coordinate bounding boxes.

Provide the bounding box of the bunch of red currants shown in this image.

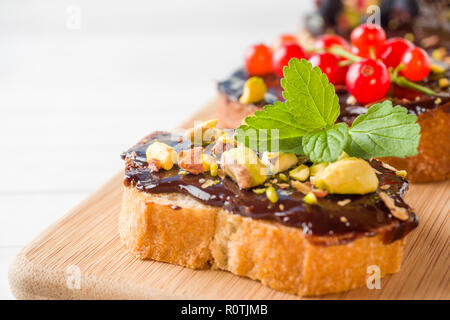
[244,24,431,104]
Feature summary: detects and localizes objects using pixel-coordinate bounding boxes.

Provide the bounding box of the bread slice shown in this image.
[119,186,407,296]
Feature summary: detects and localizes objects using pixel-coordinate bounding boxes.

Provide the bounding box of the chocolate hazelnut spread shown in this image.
[122,131,418,246]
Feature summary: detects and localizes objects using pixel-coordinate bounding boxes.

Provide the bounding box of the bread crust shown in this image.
[119,186,407,296]
[216,93,450,183]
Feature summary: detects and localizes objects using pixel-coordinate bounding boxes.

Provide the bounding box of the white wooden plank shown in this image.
[0,194,89,246]
[0,147,122,192]
[0,247,20,300]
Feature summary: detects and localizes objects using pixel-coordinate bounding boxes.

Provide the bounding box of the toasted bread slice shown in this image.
[119,186,406,296]
[119,131,417,296]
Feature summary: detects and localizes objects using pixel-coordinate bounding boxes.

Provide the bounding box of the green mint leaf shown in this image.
[346,100,420,159]
[281,58,340,130]
[302,123,349,162]
[234,59,339,154]
[236,102,306,154]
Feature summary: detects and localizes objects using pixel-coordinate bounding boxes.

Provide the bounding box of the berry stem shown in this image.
[394,76,436,95]
[329,46,362,63]
[329,49,437,96]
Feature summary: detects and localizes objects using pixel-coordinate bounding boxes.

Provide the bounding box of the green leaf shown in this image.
[346,100,421,159]
[236,101,306,154]
[281,58,340,130]
[302,123,349,162]
[234,58,339,154]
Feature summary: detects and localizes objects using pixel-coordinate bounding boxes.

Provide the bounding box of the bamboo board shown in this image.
[8,100,450,300]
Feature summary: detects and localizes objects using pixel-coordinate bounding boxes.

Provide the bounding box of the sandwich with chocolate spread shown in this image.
[217,22,450,182]
[120,59,420,296]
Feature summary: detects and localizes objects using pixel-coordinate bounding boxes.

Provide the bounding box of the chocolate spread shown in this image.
[122,131,418,246]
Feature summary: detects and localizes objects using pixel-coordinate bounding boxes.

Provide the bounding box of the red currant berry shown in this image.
[314,34,350,50]
[351,24,386,57]
[400,47,430,82]
[272,43,306,77]
[380,37,413,68]
[244,44,273,76]
[309,52,347,85]
[273,34,298,50]
[346,59,391,104]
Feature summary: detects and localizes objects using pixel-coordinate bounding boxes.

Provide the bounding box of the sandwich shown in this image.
[119,59,420,296]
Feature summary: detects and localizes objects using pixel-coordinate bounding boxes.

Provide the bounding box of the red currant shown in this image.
[400,47,430,82]
[244,44,273,76]
[272,43,306,77]
[380,37,413,68]
[314,34,350,50]
[351,24,386,57]
[273,34,298,50]
[346,59,391,104]
[309,52,347,85]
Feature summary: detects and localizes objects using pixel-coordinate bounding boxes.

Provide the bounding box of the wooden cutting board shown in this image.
[8,99,450,300]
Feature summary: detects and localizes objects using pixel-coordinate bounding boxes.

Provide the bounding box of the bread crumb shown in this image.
[340,216,348,223]
[380,184,390,190]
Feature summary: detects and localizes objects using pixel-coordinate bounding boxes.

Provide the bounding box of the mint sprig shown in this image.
[235,58,420,162]
[281,58,340,129]
[303,123,348,162]
[346,100,421,159]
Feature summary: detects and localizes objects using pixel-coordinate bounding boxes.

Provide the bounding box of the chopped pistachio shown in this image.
[252,187,267,194]
[404,32,414,42]
[310,162,328,176]
[210,162,218,177]
[220,146,268,189]
[278,173,289,182]
[396,170,407,178]
[304,192,318,205]
[184,119,224,145]
[314,158,379,195]
[239,77,267,104]
[291,180,313,194]
[289,164,310,181]
[261,152,298,175]
[430,64,445,75]
[346,95,357,105]
[201,179,217,189]
[439,78,449,89]
[202,153,216,172]
[266,186,278,203]
[432,48,447,61]
[145,140,178,171]
[380,184,390,190]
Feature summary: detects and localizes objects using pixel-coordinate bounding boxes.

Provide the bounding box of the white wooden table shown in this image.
[0,0,313,299]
